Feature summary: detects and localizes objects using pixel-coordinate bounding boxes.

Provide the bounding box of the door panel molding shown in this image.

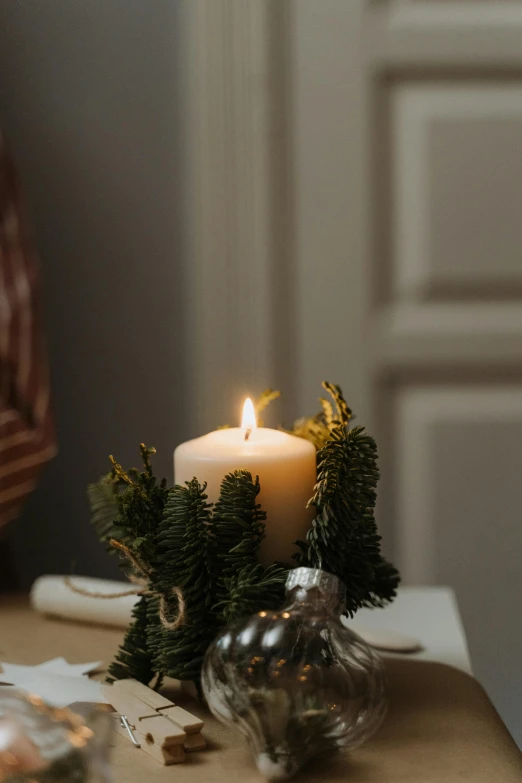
[395,385,522,583]
[388,1,522,29]
[392,82,522,303]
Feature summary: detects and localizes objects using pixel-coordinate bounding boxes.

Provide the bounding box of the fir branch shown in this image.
[154,480,213,597]
[212,471,266,587]
[108,445,169,570]
[150,480,215,683]
[214,563,287,624]
[107,595,154,684]
[296,424,399,615]
[87,475,124,555]
[211,472,287,626]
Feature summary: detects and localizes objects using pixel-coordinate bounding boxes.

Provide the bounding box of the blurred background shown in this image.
[0,0,521,747]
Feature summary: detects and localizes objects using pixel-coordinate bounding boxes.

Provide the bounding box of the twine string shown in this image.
[158,586,185,631]
[109,539,151,579]
[63,576,142,599]
[63,538,186,630]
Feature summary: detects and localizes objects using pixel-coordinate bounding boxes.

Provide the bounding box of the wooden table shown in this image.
[1,595,521,783]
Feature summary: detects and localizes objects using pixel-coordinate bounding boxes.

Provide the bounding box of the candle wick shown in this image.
[244,427,252,442]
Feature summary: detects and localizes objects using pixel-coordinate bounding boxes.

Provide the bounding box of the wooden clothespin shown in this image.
[113,678,204,737]
[103,679,206,765]
[103,683,186,764]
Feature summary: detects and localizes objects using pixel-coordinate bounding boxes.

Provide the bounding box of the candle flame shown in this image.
[241,397,257,440]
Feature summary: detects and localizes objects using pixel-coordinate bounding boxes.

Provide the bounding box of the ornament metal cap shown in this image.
[285,567,345,602]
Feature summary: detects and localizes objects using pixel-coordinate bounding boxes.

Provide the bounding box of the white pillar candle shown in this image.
[174,399,316,565]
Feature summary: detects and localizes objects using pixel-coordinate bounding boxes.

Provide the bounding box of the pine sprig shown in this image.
[104,446,170,684]
[154,480,213,598]
[151,480,215,683]
[296,423,399,615]
[109,444,169,570]
[87,475,123,555]
[212,471,266,587]
[214,563,287,624]
[211,470,286,625]
[107,595,154,685]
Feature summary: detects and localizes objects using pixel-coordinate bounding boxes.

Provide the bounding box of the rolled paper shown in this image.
[30,575,139,628]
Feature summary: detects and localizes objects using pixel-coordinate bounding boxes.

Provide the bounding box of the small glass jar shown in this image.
[202,567,386,780]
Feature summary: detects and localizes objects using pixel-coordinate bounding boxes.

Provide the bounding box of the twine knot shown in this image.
[64,538,186,630]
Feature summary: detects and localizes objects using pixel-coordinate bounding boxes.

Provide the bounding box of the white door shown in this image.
[182,0,522,745]
[290,0,522,746]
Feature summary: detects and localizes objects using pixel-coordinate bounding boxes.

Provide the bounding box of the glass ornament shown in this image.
[202,567,386,780]
[0,690,112,783]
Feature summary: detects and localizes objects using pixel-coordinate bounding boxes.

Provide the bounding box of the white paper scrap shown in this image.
[0,659,108,708]
[37,658,103,677]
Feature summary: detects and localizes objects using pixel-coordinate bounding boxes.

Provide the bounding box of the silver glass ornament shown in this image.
[202,567,386,781]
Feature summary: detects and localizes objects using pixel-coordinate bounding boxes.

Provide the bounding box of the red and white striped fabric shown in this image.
[0,134,56,528]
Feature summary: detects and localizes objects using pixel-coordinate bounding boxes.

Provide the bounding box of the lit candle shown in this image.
[174,399,317,565]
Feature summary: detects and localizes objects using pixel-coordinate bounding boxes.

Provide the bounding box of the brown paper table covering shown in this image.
[1,595,521,783]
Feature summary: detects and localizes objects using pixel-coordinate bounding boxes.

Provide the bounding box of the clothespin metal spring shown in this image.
[120,714,141,748]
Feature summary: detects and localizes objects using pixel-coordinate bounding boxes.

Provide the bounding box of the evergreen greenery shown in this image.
[87,475,121,555]
[151,480,215,684]
[211,470,287,623]
[212,472,266,592]
[107,594,154,684]
[89,382,399,689]
[108,444,169,570]
[214,563,288,625]
[293,384,399,615]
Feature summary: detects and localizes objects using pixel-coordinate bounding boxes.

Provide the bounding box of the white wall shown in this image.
[0,0,191,583]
